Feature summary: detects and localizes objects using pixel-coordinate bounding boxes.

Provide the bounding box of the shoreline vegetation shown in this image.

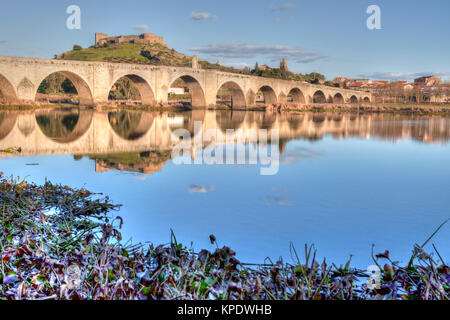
[2,101,450,115]
[0,174,449,300]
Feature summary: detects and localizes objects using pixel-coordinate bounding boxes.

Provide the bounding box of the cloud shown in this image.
[191,12,218,21]
[270,2,298,11]
[133,24,149,31]
[0,40,7,44]
[220,61,253,69]
[191,41,327,64]
[188,184,215,193]
[358,71,450,81]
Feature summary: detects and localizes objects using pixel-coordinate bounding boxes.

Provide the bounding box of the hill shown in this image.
[56,42,246,74]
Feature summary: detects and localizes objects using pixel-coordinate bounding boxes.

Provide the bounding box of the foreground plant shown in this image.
[0,174,448,300]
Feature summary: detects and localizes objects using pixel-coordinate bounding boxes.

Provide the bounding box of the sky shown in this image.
[0,0,449,81]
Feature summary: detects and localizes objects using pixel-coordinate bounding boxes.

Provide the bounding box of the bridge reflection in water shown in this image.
[1,108,450,174]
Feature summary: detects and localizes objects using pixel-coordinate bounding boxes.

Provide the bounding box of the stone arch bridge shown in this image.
[0,56,371,107]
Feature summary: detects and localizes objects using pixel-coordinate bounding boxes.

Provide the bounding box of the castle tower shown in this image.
[192,55,199,69]
[95,33,109,45]
[280,58,288,72]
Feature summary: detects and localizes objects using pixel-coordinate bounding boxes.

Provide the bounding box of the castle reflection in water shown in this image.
[1,107,450,174]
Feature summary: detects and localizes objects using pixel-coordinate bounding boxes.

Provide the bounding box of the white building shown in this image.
[169,87,185,95]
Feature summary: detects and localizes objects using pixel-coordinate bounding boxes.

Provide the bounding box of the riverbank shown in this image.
[268,102,450,114]
[0,174,448,300]
[2,101,450,115]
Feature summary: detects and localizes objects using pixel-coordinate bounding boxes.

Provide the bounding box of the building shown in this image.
[414,76,442,86]
[95,32,169,47]
[332,77,349,88]
[169,87,185,95]
[333,78,373,88]
[352,79,372,84]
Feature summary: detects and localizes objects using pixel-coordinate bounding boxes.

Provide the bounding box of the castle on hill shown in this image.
[95,32,169,47]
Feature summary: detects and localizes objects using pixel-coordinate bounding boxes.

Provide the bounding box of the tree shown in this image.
[61,78,77,94]
[73,44,82,51]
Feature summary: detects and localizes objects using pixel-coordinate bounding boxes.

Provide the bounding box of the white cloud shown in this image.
[359,71,450,81]
[220,61,253,69]
[190,41,327,64]
[133,24,149,31]
[191,12,218,21]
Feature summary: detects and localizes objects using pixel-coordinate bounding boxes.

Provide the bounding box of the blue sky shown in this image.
[0,0,449,81]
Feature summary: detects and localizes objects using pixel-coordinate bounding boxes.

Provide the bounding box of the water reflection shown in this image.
[35,108,93,143]
[2,108,450,174]
[85,150,172,174]
[108,110,154,140]
[0,111,17,140]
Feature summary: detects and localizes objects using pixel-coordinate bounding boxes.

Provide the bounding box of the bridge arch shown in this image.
[333,93,345,104]
[349,95,359,103]
[0,73,18,103]
[35,71,94,106]
[108,110,155,141]
[312,90,327,103]
[247,112,277,130]
[257,85,277,105]
[108,74,155,105]
[216,110,247,132]
[169,74,206,107]
[288,87,306,104]
[216,81,246,108]
[35,108,94,143]
[0,112,18,140]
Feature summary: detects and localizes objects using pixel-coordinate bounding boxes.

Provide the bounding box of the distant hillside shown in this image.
[56,42,245,74]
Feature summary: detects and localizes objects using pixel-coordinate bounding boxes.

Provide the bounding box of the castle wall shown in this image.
[95,33,168,47]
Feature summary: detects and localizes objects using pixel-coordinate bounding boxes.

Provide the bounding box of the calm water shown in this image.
[1,108,450,267]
